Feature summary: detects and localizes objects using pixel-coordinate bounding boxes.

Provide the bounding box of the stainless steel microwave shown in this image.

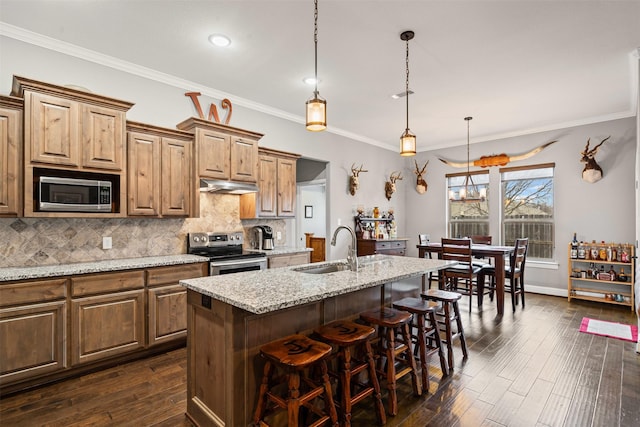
[38,176,113,212]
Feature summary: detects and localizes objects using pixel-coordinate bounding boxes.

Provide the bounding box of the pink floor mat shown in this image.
[579,317,638,343]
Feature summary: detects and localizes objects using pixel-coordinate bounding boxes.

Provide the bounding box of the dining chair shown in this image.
[469,235,493,268]
[439,238,486,312]
[418,234,438,289]
[484,238,528,312]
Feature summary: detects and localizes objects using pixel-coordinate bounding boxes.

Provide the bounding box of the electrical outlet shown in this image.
[102,236,112,250]
[276,231,282,240]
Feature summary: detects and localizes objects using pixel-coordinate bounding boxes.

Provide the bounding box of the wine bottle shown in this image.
[570,233,578,259]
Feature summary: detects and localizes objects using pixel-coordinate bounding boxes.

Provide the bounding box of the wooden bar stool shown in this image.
[421,289,468,374]
[359,307,421,416]
[392,297,448,392]
[314,320,386,426]
[253,334,339,427]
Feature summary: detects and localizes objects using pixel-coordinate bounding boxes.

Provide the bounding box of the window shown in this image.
[447,171,489,238]
[501,163,555,260]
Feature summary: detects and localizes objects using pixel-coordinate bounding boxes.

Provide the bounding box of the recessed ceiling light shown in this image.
[303,77,320,85]
[391,90,414,99]
[208,34,231,47]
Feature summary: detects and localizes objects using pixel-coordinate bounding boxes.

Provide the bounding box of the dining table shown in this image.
[417,242,515,316]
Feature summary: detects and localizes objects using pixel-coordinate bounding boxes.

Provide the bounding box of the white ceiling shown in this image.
[1,0,639,152]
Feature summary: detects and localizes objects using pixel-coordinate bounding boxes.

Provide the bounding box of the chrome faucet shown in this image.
[331,225,359,271]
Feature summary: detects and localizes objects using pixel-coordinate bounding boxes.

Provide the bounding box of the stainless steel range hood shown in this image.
[199,179,259,194]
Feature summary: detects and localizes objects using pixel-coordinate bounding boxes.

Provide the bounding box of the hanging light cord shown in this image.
[405,36,410,131]
[313,0,319,98]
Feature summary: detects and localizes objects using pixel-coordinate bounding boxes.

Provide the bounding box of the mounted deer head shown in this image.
[385,171,403,200]
[580,136,610,183]
[349,163,368,196]
[414,160,429,194]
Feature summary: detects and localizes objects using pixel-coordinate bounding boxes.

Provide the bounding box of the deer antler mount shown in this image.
[385,171,403,200]
[581,136,610,183]
[349,163,368,196]
[414,160,429,194]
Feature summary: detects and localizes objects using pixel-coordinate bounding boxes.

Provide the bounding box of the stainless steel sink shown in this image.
[293,263,350,274]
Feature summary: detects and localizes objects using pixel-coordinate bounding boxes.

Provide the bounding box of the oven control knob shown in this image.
[193,236,200,242]
[230,236,235,241]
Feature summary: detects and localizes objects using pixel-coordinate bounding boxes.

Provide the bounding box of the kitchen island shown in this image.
[180,254,450,427]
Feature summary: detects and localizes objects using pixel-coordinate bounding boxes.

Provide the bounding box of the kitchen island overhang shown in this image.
[180,255,451,427]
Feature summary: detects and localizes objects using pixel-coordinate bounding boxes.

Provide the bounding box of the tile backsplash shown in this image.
[0,193,287,268]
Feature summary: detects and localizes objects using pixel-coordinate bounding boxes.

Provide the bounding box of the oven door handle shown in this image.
[210,257,266,267]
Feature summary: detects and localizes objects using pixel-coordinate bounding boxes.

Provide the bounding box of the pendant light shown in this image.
[306,0,327,131]
[449,117,487,202]
[399,30,416,156]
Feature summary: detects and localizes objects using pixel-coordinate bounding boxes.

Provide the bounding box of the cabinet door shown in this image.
[71,289,145,365]
[82,104,126,170]
[230,137,259,182]
[148,284,187,346]
[277,157,296,217]
[28,92,80,166]
[197,128,230,179]
[257,155,277,217]
[128,131,161,216]
[0,104,22,216]
[0,301,67,384]
[161,138,192,216]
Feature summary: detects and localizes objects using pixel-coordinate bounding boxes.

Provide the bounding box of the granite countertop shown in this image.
[0,254,209,282]
[180,254,451,315]
[245,247,313,255]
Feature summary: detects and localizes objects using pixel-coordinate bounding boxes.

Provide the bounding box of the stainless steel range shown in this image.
[187,232,267,275]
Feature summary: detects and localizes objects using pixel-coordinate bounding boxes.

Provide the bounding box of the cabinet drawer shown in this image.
[376,242,391,250]
[391,241,406,249]
[0,278,67,307]
[72,270,144,297]
[146,263,206,287]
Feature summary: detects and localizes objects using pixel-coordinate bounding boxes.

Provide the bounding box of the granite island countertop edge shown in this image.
[180,255,452,315]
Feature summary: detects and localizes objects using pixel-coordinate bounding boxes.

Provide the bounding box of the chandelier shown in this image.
[449,117,487,202]
[305,0,327,131]
[399,30,416,156]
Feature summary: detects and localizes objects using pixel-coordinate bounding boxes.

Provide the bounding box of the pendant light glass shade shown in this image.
[400,129,416,156]
[399,30,416,156]
[306,93,326,131]
[306,0,326,132]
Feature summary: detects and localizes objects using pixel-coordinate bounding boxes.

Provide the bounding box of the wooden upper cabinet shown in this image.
[0,96,23,217]
[127,130,161,216]
[176,117,262,183]
[82,104,126,170]
[28,92,80,167]
[161,137,192,216]
[257,154,278,216]
[230,137,259,182]
[277,156,296,217]
[196,128,230,179]
[240,147,300,218]
[12,76,133,172]
[127,122,194,218]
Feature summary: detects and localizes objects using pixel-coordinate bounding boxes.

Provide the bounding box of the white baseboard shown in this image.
[525,284,567,297]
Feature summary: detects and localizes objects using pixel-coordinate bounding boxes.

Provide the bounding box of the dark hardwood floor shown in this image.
[1,293,638,426]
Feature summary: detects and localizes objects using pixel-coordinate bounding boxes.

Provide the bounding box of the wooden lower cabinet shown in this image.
[71,289,146,365]
[0,300,67,385]
[357,239,407,256]
[146,263,206,346]
[267,252,310,268]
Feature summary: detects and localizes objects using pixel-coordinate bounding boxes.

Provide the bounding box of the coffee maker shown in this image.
[251,225,275,250]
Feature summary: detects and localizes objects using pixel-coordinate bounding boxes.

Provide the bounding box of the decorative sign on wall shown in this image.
[581,136,610,183]
[438,140,556,168]
[185,92,233,124]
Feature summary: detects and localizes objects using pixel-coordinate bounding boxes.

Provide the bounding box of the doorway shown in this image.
[294,158,328,260]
